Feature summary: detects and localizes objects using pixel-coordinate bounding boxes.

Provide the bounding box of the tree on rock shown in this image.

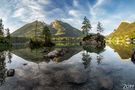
[97,22,104,34]
[81,16,92,36]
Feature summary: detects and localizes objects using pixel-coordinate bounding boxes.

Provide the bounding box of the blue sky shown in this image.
[0,0,135,35]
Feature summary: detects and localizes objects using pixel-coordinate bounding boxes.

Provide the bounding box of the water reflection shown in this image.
[82,52,92,69]
[0,51,6,86]
[1,43,135,90]
[12,46,82,63]
[82,44,105,65]
[108,43,135,60]
[55,41,80,47]
[83,44,105,54]
[45,47,82,63]
[7,50,12,63]
[12,47,45,62]
[97,55,103,65]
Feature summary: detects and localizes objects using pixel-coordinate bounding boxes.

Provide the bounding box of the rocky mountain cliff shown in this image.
[107,22,135,40]
[11,20,83,38]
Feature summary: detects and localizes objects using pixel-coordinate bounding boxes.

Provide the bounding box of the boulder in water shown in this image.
[7,69,15,77]
[44,48,69,59]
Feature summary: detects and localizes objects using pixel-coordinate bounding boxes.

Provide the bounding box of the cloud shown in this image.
[37,0,50,5]
[88,0,135,35]
[12,8,25,17]
[94,0,105,8]
[61,18,82,30]
[0,0,51,32]
[12,0,48,22]
[1,0,135,35]
[73,0,79,7]
[69,9,80,18]
[90,0,106,17]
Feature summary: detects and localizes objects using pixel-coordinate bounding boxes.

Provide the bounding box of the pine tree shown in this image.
[5,28,10,39]
[5,28,11,44]
[97,22,104,34]
[0,19,4,40]
[81,16,92,36]
[42,25,52,46]
[35,20,38,41]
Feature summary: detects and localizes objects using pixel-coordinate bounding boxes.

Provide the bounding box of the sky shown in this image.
[0,0,135,35]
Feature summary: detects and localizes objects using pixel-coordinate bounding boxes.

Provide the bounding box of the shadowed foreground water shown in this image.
[0,44,135,90]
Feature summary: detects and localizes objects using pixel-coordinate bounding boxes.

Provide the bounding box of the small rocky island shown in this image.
[81,33,105,46]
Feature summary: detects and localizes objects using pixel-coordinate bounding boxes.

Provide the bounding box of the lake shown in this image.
[0,43,135,90]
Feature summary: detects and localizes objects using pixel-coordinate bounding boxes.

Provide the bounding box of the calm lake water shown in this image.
[0,43,135,90]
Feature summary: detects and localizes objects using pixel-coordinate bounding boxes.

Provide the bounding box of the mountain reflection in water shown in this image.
[0,43,135,90]
[108,43,135,60]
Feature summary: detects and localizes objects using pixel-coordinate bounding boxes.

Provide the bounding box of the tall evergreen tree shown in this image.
[97,22,104,34]
[81,16,92,36]
[0,19,4,40]
[42,25,52,46]
[35,20,38,41]
[5,28,10,39]
[5,28,11,44]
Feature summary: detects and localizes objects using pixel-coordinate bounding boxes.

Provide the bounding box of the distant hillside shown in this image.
[11,20,83,38]
[107,22,135,40]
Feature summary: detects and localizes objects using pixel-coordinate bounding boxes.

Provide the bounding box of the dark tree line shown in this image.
[0,19,11,45]
[0,52,6,86]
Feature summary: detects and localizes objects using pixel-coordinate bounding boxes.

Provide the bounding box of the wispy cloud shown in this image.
[0,0,51,32]
[73,0,79,7]
[69,9,81,18]
[12,0,49,22]
[90,0,105,17]
[0,0,135,35]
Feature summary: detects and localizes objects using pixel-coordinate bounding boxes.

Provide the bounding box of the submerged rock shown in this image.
[99,77,113,90]
[44,48,69,59]
[67,69,88,84]
[23,63,27,66]
[45,50,59,58]
[42,64,88,85]
[54,70,68,84]
[7,69,15,77]
[131,48,135,64]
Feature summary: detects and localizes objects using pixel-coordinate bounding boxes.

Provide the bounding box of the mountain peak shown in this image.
[107,21,135,39]
[114,21,130,32]
[11,20,83,37]
[121,21,129,24]
[54,19,61,22]
[119,21,129,26]
[31,20,47,26]
[51,20,63,30]
[51,20,63,25]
